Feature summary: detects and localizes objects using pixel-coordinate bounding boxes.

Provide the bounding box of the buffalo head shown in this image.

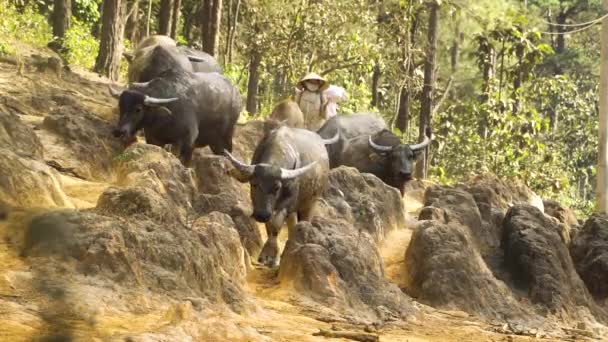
[108,85,178,141]
[224,150,316,222]
[368,134,431,183]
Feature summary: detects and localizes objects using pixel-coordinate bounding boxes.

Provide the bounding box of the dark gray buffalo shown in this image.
[317,113,386,167]
[340,129,431,195]
[110,71,242,165]
[178,46,222,74]
[125,35,219,82]
[224,126,339,267]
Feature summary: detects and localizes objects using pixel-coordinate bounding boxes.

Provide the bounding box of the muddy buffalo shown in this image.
[340,129,431,195]
[224,126,339,267]
[267,100,304,129]
[317,113,387,168]
[110,71,242,165]
[125,35,219,82]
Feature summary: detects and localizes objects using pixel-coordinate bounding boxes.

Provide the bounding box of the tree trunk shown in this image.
[227,0,240,64]
[170,0,181,38]
[450,19,461,73]
[371,62,381,108]
[125,0,141,44]
[201,0,222,56]
[394,7,419,134]
[246,52,261,115]
[52,0,71,40]
[396,87,410,133]
[146,0,152,36]
[158,0,173,36]
[94,0,127,80]
[415,0,439,179]
[596,0,608,213]
[512,43,524,115]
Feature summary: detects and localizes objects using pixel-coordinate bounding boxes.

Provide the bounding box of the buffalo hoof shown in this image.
[258,240,279,267]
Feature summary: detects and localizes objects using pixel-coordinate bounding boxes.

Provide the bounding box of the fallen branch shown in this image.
[313,329,379,342]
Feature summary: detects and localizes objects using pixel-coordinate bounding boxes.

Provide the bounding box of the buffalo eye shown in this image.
[271,182,281,194]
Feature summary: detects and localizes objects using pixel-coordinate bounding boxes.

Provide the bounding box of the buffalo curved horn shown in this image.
[131,81,151,88]
[368,136,393,152]
[143,96,179,106]
[224,150,255,178]
[108,85,122,99]
[410,135,432,151]
[187,55,206,62]
[280,162,317,180]
[321,130,340,145]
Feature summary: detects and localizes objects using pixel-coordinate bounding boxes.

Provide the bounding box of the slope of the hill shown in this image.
[0,45,605,342]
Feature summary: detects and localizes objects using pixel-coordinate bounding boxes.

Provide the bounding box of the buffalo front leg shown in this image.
[258,209,287,267]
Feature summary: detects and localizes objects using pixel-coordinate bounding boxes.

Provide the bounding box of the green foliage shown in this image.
[0,2,52,48]
[62,18,99,69]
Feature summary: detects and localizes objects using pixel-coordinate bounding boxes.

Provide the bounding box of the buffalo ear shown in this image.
[413,149,424,158]
[123,51,134,63]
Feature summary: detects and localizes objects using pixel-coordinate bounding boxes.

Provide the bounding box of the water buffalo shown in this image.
[110,71,242,165]
[125,35,218,82]
[340,129,431,195]
[317,113,387,168]
[178,46,222,74]
[267,99,304,129]
[224,126,339,267]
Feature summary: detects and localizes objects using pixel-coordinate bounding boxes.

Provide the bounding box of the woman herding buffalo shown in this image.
[294,73,347,130]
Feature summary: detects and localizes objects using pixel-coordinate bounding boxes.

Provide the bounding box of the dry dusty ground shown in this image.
[0,45,584,341]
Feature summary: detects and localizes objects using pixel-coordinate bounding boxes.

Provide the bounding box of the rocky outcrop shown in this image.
[319,166,405,242]
[405,221,528,320]
[279,217,415,323]
[502,205,602,318]
[0,111,43,159]
[191,152,262,259]
[113,143,197,217]
[96,186,180,224]
[570,216,608,299]
[22,209,249,311]
[0,148,73,208]
[41,107,122,180]
[544,199,579,228]
[465,174,544,212]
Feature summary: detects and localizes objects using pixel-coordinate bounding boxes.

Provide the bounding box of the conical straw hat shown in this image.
[297,72,329,90]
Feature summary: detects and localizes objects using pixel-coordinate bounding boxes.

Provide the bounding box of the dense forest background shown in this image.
[0,0,602,213]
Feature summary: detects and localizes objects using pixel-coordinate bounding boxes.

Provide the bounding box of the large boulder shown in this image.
[22,209,249,311]
[279,217,415,323]
[502,205,602,317]
[41,107,122,180]
[0,111,43,159]
[0,148,73,208]
[319,167,405,242]
[405,220,528,320]
[570,216,608,300]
